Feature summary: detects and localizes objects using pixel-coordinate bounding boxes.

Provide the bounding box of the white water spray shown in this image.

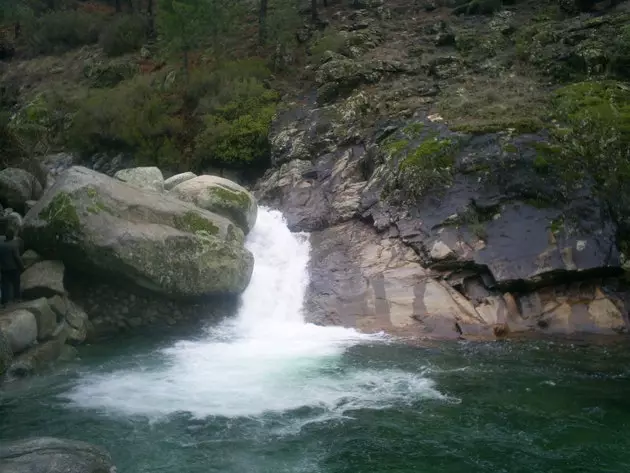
[66,209,443,420]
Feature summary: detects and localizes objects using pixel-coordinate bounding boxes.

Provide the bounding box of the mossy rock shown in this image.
[169,175,258,234]
[22,167,253,298]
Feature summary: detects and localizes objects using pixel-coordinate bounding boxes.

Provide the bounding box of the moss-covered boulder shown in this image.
[169,175,258,234]
[22,167,253,299]
[114,166,164,192]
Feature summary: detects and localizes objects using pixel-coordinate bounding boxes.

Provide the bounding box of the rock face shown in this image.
[114,166,164,192]
[21,260,66,299]
[164,171,197,191]
[0,437,116,473]
[258,88,629,339]
[170,175,258,234]
[0,168,43,213]
[22,167,254,299]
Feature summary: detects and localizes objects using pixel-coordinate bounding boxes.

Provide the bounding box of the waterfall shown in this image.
[65,209,442,420]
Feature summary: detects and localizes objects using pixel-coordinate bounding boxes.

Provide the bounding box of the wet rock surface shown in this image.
[0,437,116,473]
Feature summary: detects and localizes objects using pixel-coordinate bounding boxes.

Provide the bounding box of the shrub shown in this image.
[99,14,148,57]
[193,75,279,169]
[23,10,105,56]
[67,76,184,168]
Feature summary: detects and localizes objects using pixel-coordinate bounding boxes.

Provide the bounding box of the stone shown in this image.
[8,324,67,375]
[256,148,367,231]
[21,260,66,299]
[170,175,258,234]
[66,323,87,345]
[164,172,197,191]
[25,200,37,213]
[65,301,88,345]
[48,294,69,319]
[0,309,37,354]
[0,330,11,376]
[114,166,164,192]
[22,249,42,269]
[0,437,116,473]
[0,168,43,213]
[22,167,253,298]
[13,298,57,341]
[430,241,454,261]
[587,297,625,333]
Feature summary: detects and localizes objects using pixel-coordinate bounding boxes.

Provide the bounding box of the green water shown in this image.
[2,333,630,473]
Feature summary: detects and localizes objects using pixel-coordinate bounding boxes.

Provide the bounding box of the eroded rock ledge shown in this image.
[256,91,629,340]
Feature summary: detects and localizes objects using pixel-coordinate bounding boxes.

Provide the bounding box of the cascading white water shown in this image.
[65,208,443,420]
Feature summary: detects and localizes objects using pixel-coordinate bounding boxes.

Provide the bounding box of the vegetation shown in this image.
[550,81,630,202]
[438,75,549,135]
[397,135,460,201]
[0,0,307,174]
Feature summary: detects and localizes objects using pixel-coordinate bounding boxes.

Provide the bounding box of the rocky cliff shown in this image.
[256,0,630,339]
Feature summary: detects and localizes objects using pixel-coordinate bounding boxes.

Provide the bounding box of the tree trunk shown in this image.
[311,0,318,22]
[259,0,268,45]
[183,49,189,81]
[115,0,122,13]
[14,22,21,40]
[147,0,155,38]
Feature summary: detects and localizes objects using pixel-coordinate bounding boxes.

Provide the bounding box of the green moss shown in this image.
[549,216,564,235]
[86,188,98,198]
[212,186,251,209]
[400,137,455,171]
[397,135,460,200]
[383,139,410,156]
[551,80,630,191]
[553,81,630,138]
[40,192,81,233]
[402,122,425,138]
[503,143,518,153]
[174,211,220,236]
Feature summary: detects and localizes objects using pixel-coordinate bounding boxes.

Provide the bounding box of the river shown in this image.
[2,209,630,472]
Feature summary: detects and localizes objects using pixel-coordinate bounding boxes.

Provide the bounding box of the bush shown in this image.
[193,74,279,169]
[67,76,184,168]
[99,14,148,57]
[23,10,105,56]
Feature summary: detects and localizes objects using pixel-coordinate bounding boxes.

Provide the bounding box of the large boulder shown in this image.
[170,175,258,234]
[22,167,253,298]
[21,260,66,299]
[13,298,58,341]
[0,437,116,473]
[8,324,68,376]
[164,171,197,191]
[0,309,38,354]
[114,166,164,192]
[0,168,43,213]
[0,330,11,376]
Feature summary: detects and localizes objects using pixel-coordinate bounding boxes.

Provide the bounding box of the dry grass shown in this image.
[437,72,552,134]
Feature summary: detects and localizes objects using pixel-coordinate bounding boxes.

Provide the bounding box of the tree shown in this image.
[157,0,210,77]
[259,0,268,45]
[0,0,37,41]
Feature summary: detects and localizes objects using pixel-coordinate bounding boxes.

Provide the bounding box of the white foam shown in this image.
[65,209,442,420]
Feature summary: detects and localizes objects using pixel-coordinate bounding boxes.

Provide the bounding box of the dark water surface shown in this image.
[2,332,630,473]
